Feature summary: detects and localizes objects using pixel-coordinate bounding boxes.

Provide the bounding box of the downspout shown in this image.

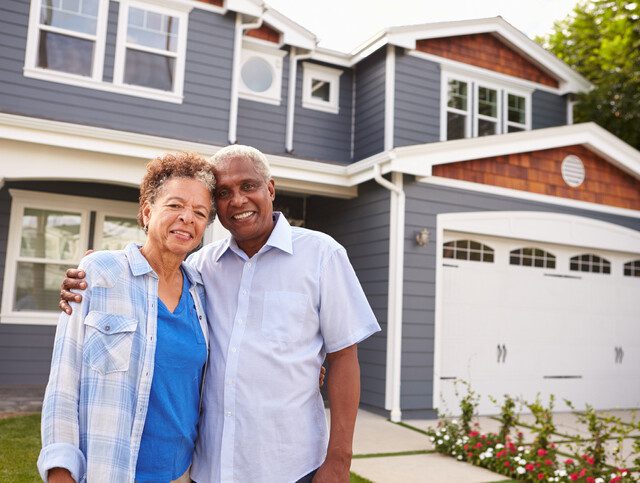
[373,161,404,423]
[228,13,263,144]
[285,47,313,153]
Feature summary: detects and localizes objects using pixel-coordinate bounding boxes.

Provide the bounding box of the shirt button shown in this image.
[247,262,252,267]
[225,411,232,417]
[230,347,237,353]
[227,379,234,385]
[105,325,111,332]
[242,289,247,295]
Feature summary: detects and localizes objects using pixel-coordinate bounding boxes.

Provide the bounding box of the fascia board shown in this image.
[311,48,352,67]
[225,0,263,17]
[262,8,317,50]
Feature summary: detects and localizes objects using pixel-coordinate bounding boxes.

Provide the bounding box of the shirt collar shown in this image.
[214,211,293,262]
[124,242,203,286]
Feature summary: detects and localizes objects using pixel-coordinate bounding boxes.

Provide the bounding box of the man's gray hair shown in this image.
[209,144,272,182]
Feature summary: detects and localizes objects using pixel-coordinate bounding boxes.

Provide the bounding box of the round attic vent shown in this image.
[561,155,585,187]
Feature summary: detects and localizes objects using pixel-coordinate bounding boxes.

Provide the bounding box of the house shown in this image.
[1,0,639,420]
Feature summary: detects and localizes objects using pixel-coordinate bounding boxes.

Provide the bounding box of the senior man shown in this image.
[60,145,380,483]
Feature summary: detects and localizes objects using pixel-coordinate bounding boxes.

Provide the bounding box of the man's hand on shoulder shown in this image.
[59,268,87,315]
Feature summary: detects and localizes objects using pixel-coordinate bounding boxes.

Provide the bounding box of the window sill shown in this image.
[1,312,59,326]
[302,99,339,114]
[238,90,281,106]
[23,67,184,104]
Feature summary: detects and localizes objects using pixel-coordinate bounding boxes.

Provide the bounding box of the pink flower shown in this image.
[469,431,479,437]
[586,477,595,483]
[504,461,510,467]
[544,459,553,466]
[537,448,548,457]
[537,473,545,480]
[569,473,579,481]
[565,458,575,465]
[525,463,535,471]
[474,442,483,449]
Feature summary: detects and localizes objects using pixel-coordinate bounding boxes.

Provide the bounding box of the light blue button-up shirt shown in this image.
[37,243,208,483]
[189,213,380,483]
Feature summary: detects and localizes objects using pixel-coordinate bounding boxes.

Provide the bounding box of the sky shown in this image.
[265,0,580,52]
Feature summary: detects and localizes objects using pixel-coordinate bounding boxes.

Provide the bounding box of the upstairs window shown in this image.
[25,0,109,79]
[623,260,640,277]
[302,62,343,114]
[509,247,556,268]
[114,1,188,96]
[442,73,531,141]
[443,240,494,262]
[569,254,611,274]
[238,40,286,105]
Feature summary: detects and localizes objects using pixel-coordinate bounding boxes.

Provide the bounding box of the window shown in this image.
[509,247,556,268]
[443,240,494,262]
[238,40,286,105]
[569,254,611,274]
[302,62,343,114]
[1,190,144,325]
[24,0,190,103]
[623,260,640,277]
[24,0,109,79]
[442,72,531,141]
[114,0,188,97]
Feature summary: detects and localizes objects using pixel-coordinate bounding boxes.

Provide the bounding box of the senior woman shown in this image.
[38,152,216,483]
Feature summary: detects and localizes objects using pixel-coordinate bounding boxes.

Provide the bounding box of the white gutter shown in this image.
[384,45,395,151]
[285,47,313,153]
[373,162,404,423]
[228,13,263,144]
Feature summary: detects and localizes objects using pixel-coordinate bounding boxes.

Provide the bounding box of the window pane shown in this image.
[478,87,497,117]
[447,80,467,110]
[40,0,99,35]
[508,125,524,133]
[100,216,145,250]
[37,31,93,76]
[127,7,179,52]
[478,119,497,136]
[241,56,273,93]
[14,262,69,311]
[508,94,526,124]
[20,208,81,260]
[124,49,174,91]
[447,112,466,140]
[311,79,330,102]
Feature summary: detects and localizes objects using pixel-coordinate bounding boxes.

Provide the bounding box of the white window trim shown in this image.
[24,0,110,82]
[474,81,501,137]
[1,190,141,326]
[23,0,191,104]
[113,0,189,102]
[301,62,342,114]
[238,39,287,106]
[440,69,532,141]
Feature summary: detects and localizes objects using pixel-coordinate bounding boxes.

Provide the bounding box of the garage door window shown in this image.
[623,260,640,277]
[569,253,611,274]
[443,240,494,262]
[509,247,556,268]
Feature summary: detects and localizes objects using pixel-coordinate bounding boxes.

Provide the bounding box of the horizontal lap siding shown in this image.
[394,53,440,147]
[236,49,289,154]
[532,90,567,128]
[292,63,353,163]
[0,1,233,144]
[306,181,391,409]
[353,49,385,161]
[0,181,140,385]
[402,179,640,412]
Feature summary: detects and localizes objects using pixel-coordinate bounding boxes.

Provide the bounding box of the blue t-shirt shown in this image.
[135,272,207,482]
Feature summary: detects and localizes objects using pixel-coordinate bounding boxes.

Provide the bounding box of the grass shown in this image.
[1,413,374,483]
[0,414,41,483]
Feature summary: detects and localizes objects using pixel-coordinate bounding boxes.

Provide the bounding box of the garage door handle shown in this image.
[502,344,507,363]
[620,347,624,363]
[497,344,502,363]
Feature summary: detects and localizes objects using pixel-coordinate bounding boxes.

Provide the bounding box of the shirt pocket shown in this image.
[261,291,308,343]
[83,311,138,375]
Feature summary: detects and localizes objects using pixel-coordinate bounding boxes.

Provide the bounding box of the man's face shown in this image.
[214,156,276,257]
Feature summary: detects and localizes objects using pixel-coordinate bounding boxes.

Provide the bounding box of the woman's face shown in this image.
[142,177,212,258]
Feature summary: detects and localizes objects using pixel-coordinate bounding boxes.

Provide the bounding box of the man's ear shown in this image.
[267,179,275,201]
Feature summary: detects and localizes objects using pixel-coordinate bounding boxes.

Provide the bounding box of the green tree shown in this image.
[538,0,640,149]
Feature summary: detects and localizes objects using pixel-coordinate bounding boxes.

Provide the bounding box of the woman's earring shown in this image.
[143,224,148,234]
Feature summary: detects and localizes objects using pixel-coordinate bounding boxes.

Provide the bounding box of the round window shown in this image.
[561,155,585,187]
[241,57,273,93]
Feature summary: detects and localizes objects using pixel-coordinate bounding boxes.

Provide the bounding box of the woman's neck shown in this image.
[139,243,183,283]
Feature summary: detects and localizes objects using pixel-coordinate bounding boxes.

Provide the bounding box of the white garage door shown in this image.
[438,227,640,415]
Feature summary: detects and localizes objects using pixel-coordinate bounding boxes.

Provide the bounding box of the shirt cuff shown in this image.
[38,443,86,483]
[325,323,381,353]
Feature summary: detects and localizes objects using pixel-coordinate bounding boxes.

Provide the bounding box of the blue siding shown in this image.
[532,90,567,129]
[236,47,289,155]
[394,52,440,147]
[353,48,386,161]
[292,62,353,164]
[401,180,640,415]
[307,181,391,409]
[0,1,234,144]
[0,181,140,385]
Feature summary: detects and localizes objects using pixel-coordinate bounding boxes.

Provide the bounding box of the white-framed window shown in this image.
[569,253,611,274]
[302,62,342,114]
[113,0,188,100]
[441,71,531,141]
[509,247,556,269]
[1,190,145,325]
[238,40,286,105]
[24,0,110,80]
[623,260,640,277]
[23,0,191,103]
[443,240,494,263]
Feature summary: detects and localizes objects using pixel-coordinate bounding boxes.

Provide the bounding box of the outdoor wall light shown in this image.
[415,228,429,247]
